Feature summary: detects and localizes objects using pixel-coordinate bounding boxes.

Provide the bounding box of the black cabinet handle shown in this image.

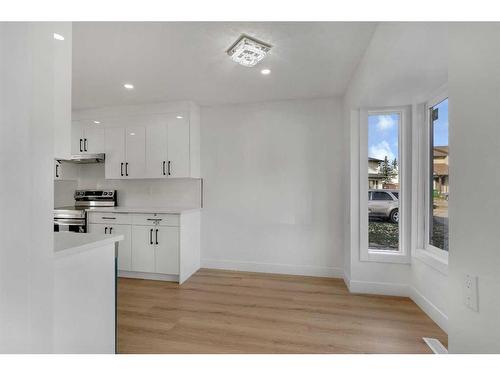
[105,227,108,234]
[120,162,124,176]
[126,162,129,176]
[155,229,158,245]
[84,138,88,152]
[79,139,83,152]
[109,227,113,234]
[149,229,153,245]
[163,161,166,175]
[168,161,171,176]
[102,217,116,220]
[55,163,59,178]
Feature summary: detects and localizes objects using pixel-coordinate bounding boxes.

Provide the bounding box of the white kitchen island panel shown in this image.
[53,232,122,353]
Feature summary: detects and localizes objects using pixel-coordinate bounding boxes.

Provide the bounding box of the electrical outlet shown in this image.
[463,274,479,312]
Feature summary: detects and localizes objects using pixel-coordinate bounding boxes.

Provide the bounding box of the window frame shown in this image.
[359,107,411,264]
[424,92,450,259]
[412,87,449,275]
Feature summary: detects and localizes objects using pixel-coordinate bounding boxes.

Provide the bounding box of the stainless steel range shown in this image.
[54,190,117,233]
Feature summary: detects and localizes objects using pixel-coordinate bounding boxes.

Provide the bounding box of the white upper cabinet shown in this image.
[54,160,77,181]
[84,126,105,153]
[167,117,190,178]
[125,126,146,178]
[53,23,72,160]
[145,124,168,178]
[104,127,126,179]
[73,102,200,180]
[104,125,145,179]
[72,121,105,154]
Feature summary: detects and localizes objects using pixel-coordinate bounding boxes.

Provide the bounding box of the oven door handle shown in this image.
[54,219,86,226]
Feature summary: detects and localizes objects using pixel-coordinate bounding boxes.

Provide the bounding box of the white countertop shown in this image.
[54,232,124,258]
[85,206,201,214]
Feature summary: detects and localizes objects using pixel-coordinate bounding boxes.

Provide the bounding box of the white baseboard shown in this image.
[409,286,448,333]
[344,278,448,333]
[201,258,344,278]
[118,270,179,282]
[346,279,410,296]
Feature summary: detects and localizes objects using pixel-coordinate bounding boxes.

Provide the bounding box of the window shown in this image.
[360,107,409,263]
[367,112,400,252]
[428,98,449,252]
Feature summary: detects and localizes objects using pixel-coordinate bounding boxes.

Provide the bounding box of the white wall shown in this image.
[448,23,500,353]
[0,23,55,353]
[200,97,345,277]
[71,163,202,208]
[343,23,449,328]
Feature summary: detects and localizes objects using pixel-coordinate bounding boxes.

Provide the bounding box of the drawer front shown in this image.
[87,212,131,225]
[131,213,180,227]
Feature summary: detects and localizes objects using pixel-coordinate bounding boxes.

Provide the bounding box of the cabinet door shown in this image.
[109,224,132,271]
[104,127,126,179]
[88,223,108,235]
[167,118,190,178]
[54,160,62,180]
[155,226,179,275]
[145,124,167,178]
[131,226,155,273]
[71,121,84,154]
[125,126,146,178]
[83,126,105,154]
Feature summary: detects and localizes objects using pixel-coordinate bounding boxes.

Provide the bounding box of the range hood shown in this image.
[63,153,105,164]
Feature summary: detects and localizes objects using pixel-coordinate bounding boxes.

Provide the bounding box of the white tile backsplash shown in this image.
[55,163,202,208]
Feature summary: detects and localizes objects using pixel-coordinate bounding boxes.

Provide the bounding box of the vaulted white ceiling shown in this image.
[72,22,377,109]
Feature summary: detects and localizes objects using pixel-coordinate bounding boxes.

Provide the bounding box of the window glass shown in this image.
[372,191,392,200]
[429,98,449,251]
[368,113,400,251]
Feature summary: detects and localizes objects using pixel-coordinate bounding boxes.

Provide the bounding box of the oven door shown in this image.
[54,218,86,233]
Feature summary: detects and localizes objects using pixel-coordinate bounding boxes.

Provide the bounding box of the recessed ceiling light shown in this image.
[123,83,134,90]
[53,33,64,41]
[261,69,271,75]
[129,132,135,136]
[227,34,272,67]
[176,116,183,119]
[93,120,101,124]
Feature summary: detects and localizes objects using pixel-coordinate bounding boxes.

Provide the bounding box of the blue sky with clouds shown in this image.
[368,113,400,162]
[368,98,449,162]
[433,98,449,146]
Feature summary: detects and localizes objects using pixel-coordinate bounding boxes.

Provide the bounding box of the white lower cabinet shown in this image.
[88,223,132,271]
[88,212,180,280]
[131,225,156,273]
[155,226,179,275]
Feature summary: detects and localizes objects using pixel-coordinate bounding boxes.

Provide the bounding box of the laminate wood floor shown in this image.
[117,269,447,354]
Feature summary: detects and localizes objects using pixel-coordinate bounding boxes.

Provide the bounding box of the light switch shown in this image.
[463,274,479,312]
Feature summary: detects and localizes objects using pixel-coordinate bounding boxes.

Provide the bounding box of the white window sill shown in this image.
[362,249,411,264]
[413,248,448,275]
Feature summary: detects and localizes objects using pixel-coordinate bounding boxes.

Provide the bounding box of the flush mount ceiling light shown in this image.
[93,120,101,124]
[261,68,271,75]
[53,33,64,41]
[123,83,134,90]
[227,34,272,67]
[176,115,183,119]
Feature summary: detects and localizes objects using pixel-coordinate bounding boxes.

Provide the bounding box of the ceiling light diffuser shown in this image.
[227,35,272,67]
[123,83,134,90]
[53,33,65,41]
